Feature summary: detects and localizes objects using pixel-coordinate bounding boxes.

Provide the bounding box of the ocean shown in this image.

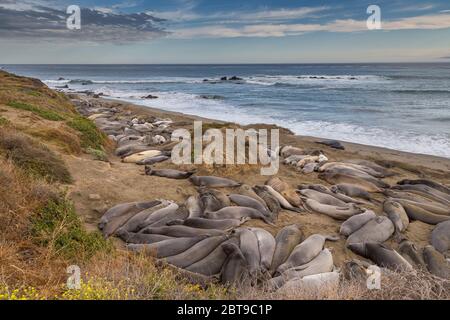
[3,64,450,158]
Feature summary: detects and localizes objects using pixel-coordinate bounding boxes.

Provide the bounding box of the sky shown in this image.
[0,0,450,63]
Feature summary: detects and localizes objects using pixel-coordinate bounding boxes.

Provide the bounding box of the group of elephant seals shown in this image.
[269,225,303,275]
[189,176,241,188]
[145,166,196,179]
[399,201,450,225]
[397,179,450,195]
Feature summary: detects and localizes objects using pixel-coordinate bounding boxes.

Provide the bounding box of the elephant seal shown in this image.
[391,184,450,205]
[220,243,249,287]
[397,179,450,195]
[321,165,389,187]
[331,184,372,201]
[136,155,170,165]
[253,186,281,218]
[383,200,409,233]
[341,259,370,282]
[189,176,241,188]
[304,199,363,220]
[204,206,273,224]
[265,177,289,193]
[389,197,450,216]
[281,189,303,208]
[185,195,203,218]
[229,194,271,217]
[122,150,162,163]
[270,225,303,275]
[340,210,377,236]
[348,242,413,271]
[127,235,207,258]
[137,202,180,229]
[277,271,340,294]
[264,185,302,213]
[167,217,249,230]
[237,184,267,206]
[198,188,230,212]
[117,200,169,233]
[342,159,395,177]
[115,144,154,157]
[346,216,394,245]
[235,228,261,274]
[299,184,367,204]
[145,166,195,179]
[298,189,347,207]
[431,221,450,256]
[319,172,382,193]
[146,205,189,228]
[270,248,334,289]
[280,145,305,158]
[116,230,173,244]
[140,225,225,237]
[248,227,276,271]
[165,235,229,269]
[276,234,339,275]
[100,200,161,237]
[186,237,240,276]
[423,246,450,279]
[398,201,450,225]
[398,239,425,268]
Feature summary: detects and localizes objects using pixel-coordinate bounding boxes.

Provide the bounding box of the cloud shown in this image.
[0,3,168,43]
[172,13,450,38]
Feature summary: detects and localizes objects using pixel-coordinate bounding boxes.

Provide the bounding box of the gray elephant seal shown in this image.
[299,184,367,204]
[398,239,425,268]
[145,166,195,179]
[165,235,229,269]
[186,237,239,276]
[189,176,241,188]
[115,144,154,157]
[383,200,409,233]
[237,184,267,206]
[423,246,450,279]
[137,202,180,229]
[168,217,249,230]
[220,243,249,287]
[398,201,450,225]
[270,225,303,275]
[270,248,334,289]
[248,227,276,271]
[117,200,170,233]
[136,155,169,165]
[205,206,273,224]
[304,199,363,220]
[298,189,347,207]
[346,216,394,246]
[116,230,172,244]
[100,200,161,237]
[229,194,271,217]
[198,188,230,213]
[342,159,395,177]
[141,225,225,237]
[323,166,389,188]
[348,242,413,271]
[146,205,189,228]
[276,234,339,275]
[185,195,203,218]
[127,235,207,258]
[392,184,450,205]
[253,186,281,218]
[340,210,377,236]
[397,179,450,195]
[388,197,450,216]
[319,172,382,193]
[331,184,372,201]
[235,228,261,275]
[431,221,450,256]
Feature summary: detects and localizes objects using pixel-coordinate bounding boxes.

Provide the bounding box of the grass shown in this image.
[0,129,72,183]
[27,127,83,155]
[86,147,109,162]
[0,116,10,126]
[67,116,107,150]
[7,101,65,121]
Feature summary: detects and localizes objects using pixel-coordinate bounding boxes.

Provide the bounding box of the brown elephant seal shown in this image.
[253,186,281,218]
[184,195,203,218]
[269,225,303,275]
[398,239,425,268]
[116,230,173,244]
[319,172,382,193]
[186,237,240,276]
[100,200,161,237]
[127,235,208,258]
[220,243,249,287]
[398,201,450,225]
[341,259,371,282]
[229,194,271,217]
[145,166,195,179]
[204,206,273,224]
[431,221,450,256]
[397,179,450,195]
[189,176,241,188]
[348,242,413,271]
[136,155,170,165]
[270,248,334,289]
[248,227,276,271]
[117,200,170,233]
[423,246,450,279]
[276,234,339,275]
[281,189,303,208]
[237,184,266,206]
[265,177,290,193]
[165,235,229,269]
[331,184,372,201]
[167,217,250,230]
[346,216,394,246]
[340,210,377,236]
[298,189,347,207]
[264,186,303,213]
[198,187,231,212]
[304,199,363,220]
[140,225,225,237]
[234,228,261,275]
[383,200,409,233]
[280,145,305,158]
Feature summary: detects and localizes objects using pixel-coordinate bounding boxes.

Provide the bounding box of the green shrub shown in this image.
[67,117,106,150]
[0,116,9,126]
[7,101,65,121]
[86,147,109,162]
